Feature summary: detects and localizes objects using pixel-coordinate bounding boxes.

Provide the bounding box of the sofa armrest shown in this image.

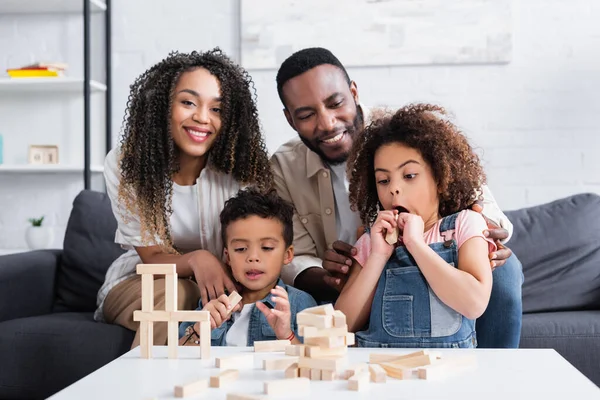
[0,249,62,322]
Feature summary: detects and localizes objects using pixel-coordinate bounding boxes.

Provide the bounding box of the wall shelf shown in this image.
[0,78,106,93]
[0,0,106,14]
[0,164,104,173]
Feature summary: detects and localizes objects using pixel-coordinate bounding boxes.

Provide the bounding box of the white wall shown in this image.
[1,0,599,251]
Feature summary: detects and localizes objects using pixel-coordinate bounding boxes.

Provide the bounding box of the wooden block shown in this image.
[417,356,477,380]
[133,310,170,322]
[300,325,348,338]
[254,339,290,352]
[139,320,152,359]
[169,311,210,322]
[264,378,310,396]
[298,303,334,315]
[299,367,311,378]
[228,291,243,313]
[310,369,321,381]
[369,350,428,364]
[285,345,306,357]
[379,363,412,380]
[304,336,346,348]
[321,369,336,381]
[285,363,299,378]
[165,274,177,312]
[333,310,346,328]
[199,321,210,359]
[141,274,154,312]
[216,354,254,369]
[369,364,387,383]
[174,378,208,398]
[262,357,299,370]
[298,355,348,371]
[385,216,399,245]
[226,393,266,400]
[136,264,176,275]
[296,313,333,329]
[348,371,370,391]
[210,369,239,388]
[388,354,433,369]
[345,332,355,346]
[167,321,178,359]
[344,363,368,379]
[305,345,347,358]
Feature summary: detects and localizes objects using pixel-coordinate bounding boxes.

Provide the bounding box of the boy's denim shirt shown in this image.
[179,279,317,346]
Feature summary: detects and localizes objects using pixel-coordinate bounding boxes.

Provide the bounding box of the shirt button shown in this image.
[322,171,329,178]
[301,217,308,224]
[325,208,332,215]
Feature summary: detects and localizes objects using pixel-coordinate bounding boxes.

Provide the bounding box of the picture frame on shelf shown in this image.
[28,145,59,164]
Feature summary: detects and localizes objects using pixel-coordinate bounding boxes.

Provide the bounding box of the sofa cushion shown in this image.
[0,312,134,399]
[54,190,125,312]
[520,311,600,386]
[505,193,600,313]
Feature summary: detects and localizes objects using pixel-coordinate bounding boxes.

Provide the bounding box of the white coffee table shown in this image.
[49,347,600,399]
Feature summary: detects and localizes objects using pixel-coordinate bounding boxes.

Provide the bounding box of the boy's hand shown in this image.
[255,286,293,340]
[202,294,242,329]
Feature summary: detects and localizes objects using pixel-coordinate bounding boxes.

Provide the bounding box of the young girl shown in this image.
[95,49,272,348]
[335,104,496,348]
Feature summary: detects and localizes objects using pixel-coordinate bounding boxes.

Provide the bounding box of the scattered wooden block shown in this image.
[333,310,346,328]
[285,363,299,378]
[369,350,428,365]
[226,393,266,400]
[321,369,337,381]
[348,371,370,391]
[299,367,311,379]
[298,355,348,371]
[369,364,387,383]
[345,332,355,346]
[210,369,239,388]
[137,264,176,275]
[388,354,433,369]
[344,363,368,379]
[310,369,322,381]
[296,313,333,329]
[305,345,347,358]
[174,378,208,398]
[216,354,254,369]
[264,378,310,396]
[285,345,306,357]
[254,340,291,352]
[379,362,412,380]
[298,304,335,315]
[417,356,477,380]
[300,325,347,338]
[262,357,299,371]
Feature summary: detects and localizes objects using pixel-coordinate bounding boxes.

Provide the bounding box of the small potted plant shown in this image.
[25,216,54,250]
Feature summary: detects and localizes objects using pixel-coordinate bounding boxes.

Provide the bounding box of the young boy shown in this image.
[178,188,317,346]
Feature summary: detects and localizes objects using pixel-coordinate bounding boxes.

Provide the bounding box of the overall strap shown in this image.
[439,212,461,248]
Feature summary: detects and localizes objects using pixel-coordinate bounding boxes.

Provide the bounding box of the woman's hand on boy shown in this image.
[189,250,239,306]
[255,286,294,340]
[202,294,242,329]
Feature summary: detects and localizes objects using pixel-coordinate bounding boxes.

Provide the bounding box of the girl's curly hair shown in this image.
[347,103,486,226]
[118,48,273,251]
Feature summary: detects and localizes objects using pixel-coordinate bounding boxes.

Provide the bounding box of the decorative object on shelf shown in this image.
[28,145,59,164]
[25,216,54,250]
[6,62,68,78]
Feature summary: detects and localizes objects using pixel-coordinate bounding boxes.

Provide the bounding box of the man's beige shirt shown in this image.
[270,107,513,285]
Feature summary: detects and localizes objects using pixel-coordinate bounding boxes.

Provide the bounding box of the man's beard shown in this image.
[300,104,364,166]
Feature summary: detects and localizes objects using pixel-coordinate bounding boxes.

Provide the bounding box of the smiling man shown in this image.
[270,47,524,349]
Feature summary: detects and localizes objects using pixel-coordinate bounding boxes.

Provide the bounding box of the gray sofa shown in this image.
[0,191,599,399]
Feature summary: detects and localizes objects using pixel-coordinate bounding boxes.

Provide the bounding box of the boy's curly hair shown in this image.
[347,103,486,226]
[220,188,294,248]
[117,48,273,251]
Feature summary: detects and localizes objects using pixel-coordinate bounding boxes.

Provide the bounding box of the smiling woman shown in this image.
[94,48,273,349]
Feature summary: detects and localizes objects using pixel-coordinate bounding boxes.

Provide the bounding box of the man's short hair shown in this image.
[276,47,351,107]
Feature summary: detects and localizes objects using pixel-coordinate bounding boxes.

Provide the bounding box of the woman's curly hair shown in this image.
[118,48,272,251]
[347,103,486,226]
